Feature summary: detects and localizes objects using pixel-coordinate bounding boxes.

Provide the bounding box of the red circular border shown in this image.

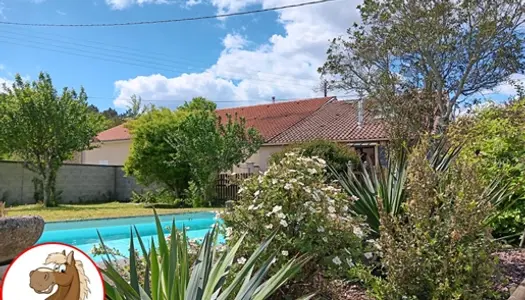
[0,242,105,300]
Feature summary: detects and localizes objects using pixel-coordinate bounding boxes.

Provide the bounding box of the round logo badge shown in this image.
[1,242,105,300]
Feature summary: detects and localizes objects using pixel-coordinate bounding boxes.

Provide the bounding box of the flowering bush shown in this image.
[223,151,371,278]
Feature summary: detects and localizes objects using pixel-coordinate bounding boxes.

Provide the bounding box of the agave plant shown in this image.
[332,137,512,234]
[99,211,313,300]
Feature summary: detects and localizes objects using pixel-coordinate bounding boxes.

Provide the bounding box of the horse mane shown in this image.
[45,252,91,300]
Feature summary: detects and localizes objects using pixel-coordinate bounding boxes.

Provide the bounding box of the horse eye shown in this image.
[59,265,67,273]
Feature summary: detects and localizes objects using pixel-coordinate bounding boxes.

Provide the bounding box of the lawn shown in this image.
[6,202,219,222]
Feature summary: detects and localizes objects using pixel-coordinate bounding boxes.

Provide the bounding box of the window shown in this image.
[354,146,376,166]
[99,160,109,165]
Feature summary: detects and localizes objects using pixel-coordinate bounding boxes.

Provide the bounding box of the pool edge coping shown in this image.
[43,210,220,224]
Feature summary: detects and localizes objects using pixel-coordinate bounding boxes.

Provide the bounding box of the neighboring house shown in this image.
[74,96,387,170]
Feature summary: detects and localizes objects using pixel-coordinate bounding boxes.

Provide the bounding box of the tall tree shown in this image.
[0,73,104,207]
[123,94,149,120]
[319,0,525,144]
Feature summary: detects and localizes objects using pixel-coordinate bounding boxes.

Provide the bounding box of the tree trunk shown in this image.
[42,167,57,207]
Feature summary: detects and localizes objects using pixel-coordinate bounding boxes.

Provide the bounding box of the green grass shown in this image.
[6,202,220,222]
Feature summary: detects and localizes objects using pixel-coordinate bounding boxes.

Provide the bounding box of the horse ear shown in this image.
[66,251,74,265]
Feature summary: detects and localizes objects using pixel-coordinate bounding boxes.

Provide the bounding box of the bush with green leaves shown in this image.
[365,143,500,300]
[448,98,525,244]
[223,151,371,280]
[269,140,360,176]
[131,189,191,208]
[99,211,313,300]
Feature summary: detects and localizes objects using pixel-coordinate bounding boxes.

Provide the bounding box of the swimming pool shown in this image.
[37,212,222,262]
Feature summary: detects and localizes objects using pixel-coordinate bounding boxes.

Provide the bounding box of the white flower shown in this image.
[248,204,255,210]
[351,195,359,201]
[289,178,298,183]
[284,183,293,190]
[237,257,247,265]
[258,176,264,183]
[309,206,317,213]
[271,257,277,264]
[280,219,288,227]
[272,179,278,184]
[265,224,273,229]
[272,205,282,213]
[317,226,325,233]
[342,205,349,212]
[353,226,364,238]
[254,190,260,197]
[322,237,328,243]
[332,256,342,265]
[316,158,327,165]
[225,227,233,237]
[285,152,296,157]
[307,168,317,175]
[281,250,289,256]
[237,187,245,194]
[266,211,273,217]
[303,187,312,193]
[364,252,373,259]
[346,258,355,267]
[277,212,286,219]
[328,206,336,213]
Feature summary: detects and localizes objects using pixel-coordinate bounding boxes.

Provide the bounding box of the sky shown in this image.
[0,0,523,113]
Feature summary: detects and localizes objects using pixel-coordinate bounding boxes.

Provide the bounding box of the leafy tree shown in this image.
[449,97,525,244]
[167,98,263,205]
[319,0,525,144]
[125,97,262,205]
[0,73,104,207]
[123,94,150,120]
[124,108,191,197]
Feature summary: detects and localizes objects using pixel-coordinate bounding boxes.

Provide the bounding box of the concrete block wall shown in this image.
[0,161,144,205]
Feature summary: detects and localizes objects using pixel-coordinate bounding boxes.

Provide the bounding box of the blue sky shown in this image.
[0,0,522,113]
[0,0,347,112]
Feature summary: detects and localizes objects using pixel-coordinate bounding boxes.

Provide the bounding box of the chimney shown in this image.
[357,99,364,127]
[272,96,275,103]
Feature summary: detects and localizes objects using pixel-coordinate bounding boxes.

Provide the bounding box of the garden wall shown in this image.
[0,161,145,205]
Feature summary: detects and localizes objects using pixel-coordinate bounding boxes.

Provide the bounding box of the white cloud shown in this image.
[112,0,363,108]
[104,0,171,10]
[185,0,202,7]
[0,77,13,93]
[56,9,67,15]
[493,73,525,96]
[222,33,247,50]
[0,1,5,20]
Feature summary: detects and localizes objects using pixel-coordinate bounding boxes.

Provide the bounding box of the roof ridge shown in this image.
[215,96,335,112]
[266,97,337,143]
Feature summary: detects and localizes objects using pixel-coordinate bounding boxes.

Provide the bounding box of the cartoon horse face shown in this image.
[29,250,79,295]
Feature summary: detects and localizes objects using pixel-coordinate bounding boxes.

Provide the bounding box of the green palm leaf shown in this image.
[101,210,309,300]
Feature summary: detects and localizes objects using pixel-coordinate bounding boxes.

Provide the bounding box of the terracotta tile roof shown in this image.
[95,124,131,142]
[268,100,387,144]
[95,97,334,142]
[216,97,334,141]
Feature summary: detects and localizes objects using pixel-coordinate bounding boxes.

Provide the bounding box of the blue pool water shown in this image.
[37,212,222,262]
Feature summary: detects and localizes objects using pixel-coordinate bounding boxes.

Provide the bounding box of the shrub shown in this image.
[131,189,191,208]
[369,143,499,300]
[223,151,371,280]
[448,98,525,244]
[100,211,311,300]
[269,140,360,176]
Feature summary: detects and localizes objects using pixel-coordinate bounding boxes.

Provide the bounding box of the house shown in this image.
[74,96,387,170]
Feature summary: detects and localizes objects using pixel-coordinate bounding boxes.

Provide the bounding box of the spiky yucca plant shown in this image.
[332,137,511,234]
[99,211,313,300]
